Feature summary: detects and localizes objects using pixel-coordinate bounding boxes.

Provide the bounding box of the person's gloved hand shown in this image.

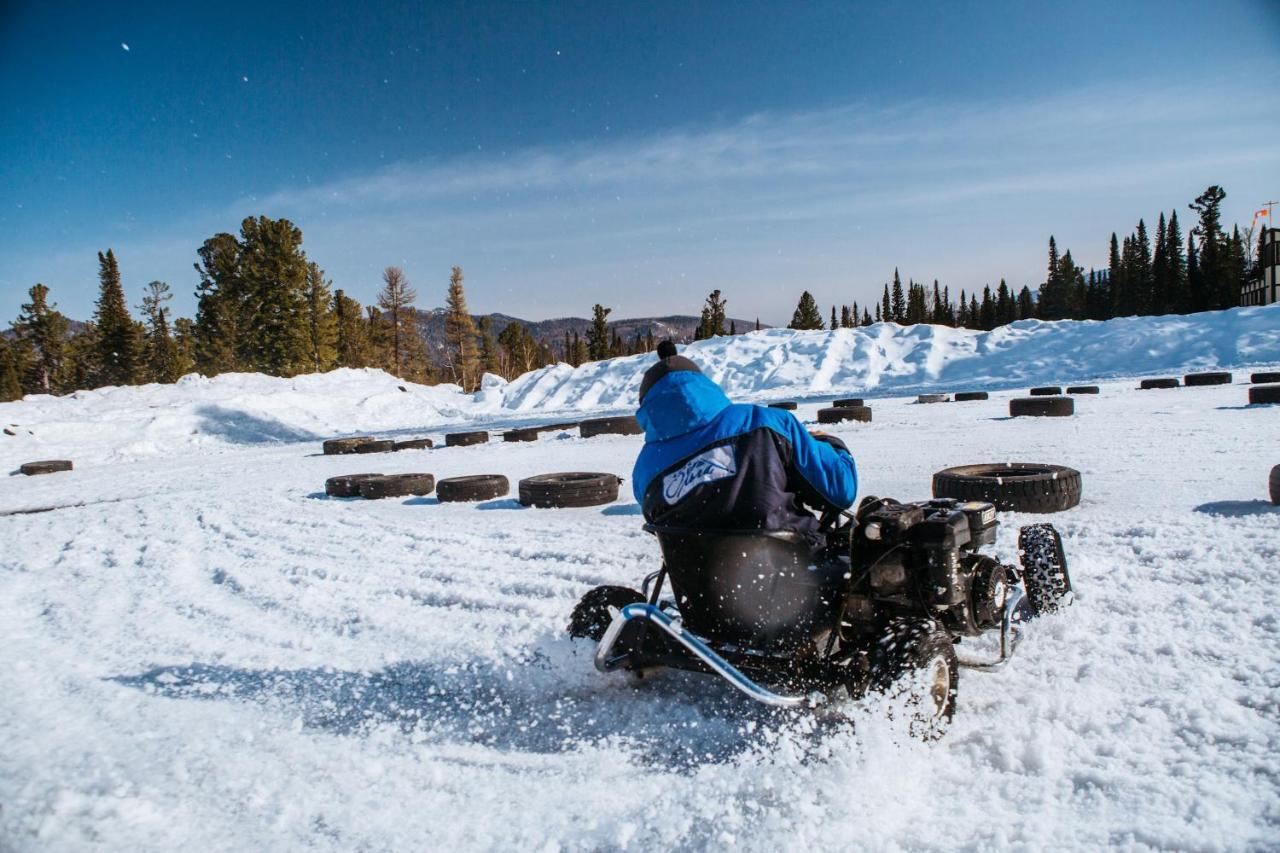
[808,430,851,455]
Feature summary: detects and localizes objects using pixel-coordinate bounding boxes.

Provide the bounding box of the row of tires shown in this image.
[321,416,643,456]
[324,471,623,508]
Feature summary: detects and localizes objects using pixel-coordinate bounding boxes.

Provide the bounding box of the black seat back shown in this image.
[647,526,841,648]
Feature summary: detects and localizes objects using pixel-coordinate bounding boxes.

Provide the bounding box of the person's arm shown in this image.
[781,420,858,509]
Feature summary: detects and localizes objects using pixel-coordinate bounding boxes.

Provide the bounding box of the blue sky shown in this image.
[2,0,1278,325]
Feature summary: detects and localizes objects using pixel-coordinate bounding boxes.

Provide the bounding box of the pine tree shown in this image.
[13,283,69,394]
[93,249,142,386]
[861,308,871,326]
[697,290,727,337]
[377,266,417,377]
[1186,234,1201,313]
[1038,236,1069,320]
[57,328,97,394]
[236,216,310,376]
[138,280,181,383]
[890,269,905,323]
[1228,226,1247,309]
[444,266,480,390]
[729,321,737,336]
[478,317,500,376]
[830,305,837,331]
[995,280,1013,326]
[1150,213,1169,316]
[499,321,536,377]
[586,304,612,360]
[840,305,852,328]
[788,291,824,330]
[1107,233,1125,317]
[303,264,337,374]
[192,232,243,375]
[880,284,891,323]
[956,289,968,327]
[978,286,996,330]
[333,289,369,368]
[1017,286,1035,319]
[571,330,588,365]
[0,337,23,401]
[1190,185,1229,310]
[1132,219,1153,315]
[172,317,196,378]
[1165,211,1187,313]
[969,294,979,327]
[754,318,761,332]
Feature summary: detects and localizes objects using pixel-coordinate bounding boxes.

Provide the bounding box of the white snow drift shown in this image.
[1,306,1278,850]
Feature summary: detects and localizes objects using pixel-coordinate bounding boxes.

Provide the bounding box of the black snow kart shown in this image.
[569,496,1072,736]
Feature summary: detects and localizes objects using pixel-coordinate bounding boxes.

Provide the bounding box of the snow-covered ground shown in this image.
[2,309,1279,850]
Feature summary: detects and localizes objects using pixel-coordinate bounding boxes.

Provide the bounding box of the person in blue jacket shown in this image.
[632,340,857,549]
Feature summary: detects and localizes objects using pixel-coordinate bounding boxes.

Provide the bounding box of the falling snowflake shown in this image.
[121,43,130,51]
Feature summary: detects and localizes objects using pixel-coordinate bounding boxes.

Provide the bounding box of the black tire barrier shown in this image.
[323,437,375,455]
[1010,396,1074,417]
[832,398,864,407]
[358,473,435,500]
[579,416,643,438]
[503,428,540,443]
[1065,386,1099,395]
[767,402,798,411]
[1184,371,1232,387]
[933,462,1083,513]
[325,473,384,498]
[917,393,949,404]
[1249,385,1280,405]
[817,406,872,424]
[1270,465,1280,506]
[1140,378,1179,389]
[354,439,396,454]
[1251,372,1280,384]
[392,438,434,451]
[537,422,580,433]
[519,472,621,508]
[19,460,73,476]
[953,391,989,401]
[1029,386,1062,396]
[437,475,510,502]
[445,431,490,447]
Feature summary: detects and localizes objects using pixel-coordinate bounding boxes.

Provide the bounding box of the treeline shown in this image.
[783,184,1264,333]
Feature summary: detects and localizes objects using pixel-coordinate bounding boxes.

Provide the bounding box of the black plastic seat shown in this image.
[644,525,843,649]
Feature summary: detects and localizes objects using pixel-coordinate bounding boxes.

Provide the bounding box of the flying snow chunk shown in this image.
[121,43,130,51]
[241,76,249,82]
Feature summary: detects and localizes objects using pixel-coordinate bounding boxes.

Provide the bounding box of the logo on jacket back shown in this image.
[662,445,737,505]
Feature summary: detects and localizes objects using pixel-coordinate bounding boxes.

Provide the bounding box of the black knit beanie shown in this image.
[638,340,702,403]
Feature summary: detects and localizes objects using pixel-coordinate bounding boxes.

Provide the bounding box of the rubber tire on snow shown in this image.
[1251,372,1280,384]
[19,460,73,476]
[325,473,384,498]
[1018,523,1073,615]
[1066,385,1099,394]
[1140,377,1179,389]
[519,472,621,508]
[833,398,864,407]
[358,473,435,500]
[579,416,643,438]
[354,439,396,454]
[869,618,957,741]
[1249,385,1280,405]
[1009,396,1074,417]
[503,428,540,443]
[768,401,798,411]
[1029,386,1062,396]
[932,462,1082,513]
[392,438,434,451]
[917,393,949,404]
[1184,371,1232,386]
[445,430,490,447]
[1270,464,1280,506]
[568,585,646,641]
[953,391,988,401]
[323,437,375,455]
[437,474,510,502]
[818,405,872,424]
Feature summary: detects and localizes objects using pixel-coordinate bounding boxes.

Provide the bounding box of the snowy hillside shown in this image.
[1,306,1278,849]
[3,305,1278,469]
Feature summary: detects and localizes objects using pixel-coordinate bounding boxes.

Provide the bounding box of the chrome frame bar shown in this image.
[956,585,1024,671]
[593,603,808,708]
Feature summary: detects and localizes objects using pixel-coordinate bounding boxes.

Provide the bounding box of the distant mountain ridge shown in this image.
[414,311,764,354]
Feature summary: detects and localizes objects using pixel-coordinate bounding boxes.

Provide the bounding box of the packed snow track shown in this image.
[3,375,1279,848]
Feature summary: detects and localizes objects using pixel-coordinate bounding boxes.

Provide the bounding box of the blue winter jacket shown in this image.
[632,371,858,541]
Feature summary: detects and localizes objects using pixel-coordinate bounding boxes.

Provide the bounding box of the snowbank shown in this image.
[2,305,1278,467]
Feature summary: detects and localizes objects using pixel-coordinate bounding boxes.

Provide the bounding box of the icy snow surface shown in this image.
[2,306,1279,850]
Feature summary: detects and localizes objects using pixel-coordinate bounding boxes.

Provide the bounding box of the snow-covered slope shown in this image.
[1,374,1277,850]
[2,305,1278,470]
